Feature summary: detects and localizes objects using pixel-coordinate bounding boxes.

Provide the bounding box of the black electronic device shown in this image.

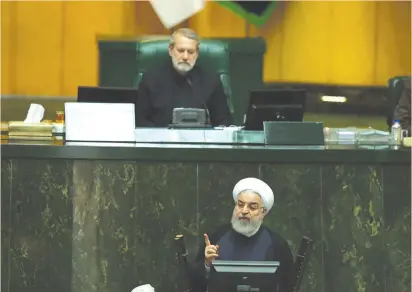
[244,89,306,131]
[169,108,212,129]
[263,121,325,146]
[168,77,212,129]
[77,86,138,104]
[208,260,280,292]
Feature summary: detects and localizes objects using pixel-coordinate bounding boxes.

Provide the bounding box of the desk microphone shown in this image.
[186,78,210,126]
[174,234,192,292]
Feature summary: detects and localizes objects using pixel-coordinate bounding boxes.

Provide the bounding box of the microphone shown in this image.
[174,234,188,263]
[174,234,192,292]
[186,77,211,126]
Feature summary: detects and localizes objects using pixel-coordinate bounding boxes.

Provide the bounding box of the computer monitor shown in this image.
[77,86,138,104]
[244,89,306,131]
[208,260,280,292]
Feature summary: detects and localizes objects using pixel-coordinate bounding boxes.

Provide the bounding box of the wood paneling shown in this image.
[247,1,410,84]
[1,1,15,94]
[1,1,410,96]
[374,1,412,84]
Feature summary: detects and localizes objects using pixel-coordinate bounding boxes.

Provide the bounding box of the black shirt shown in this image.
[188,224,295,292]
[393,80,411,136]
[135,60,233,127]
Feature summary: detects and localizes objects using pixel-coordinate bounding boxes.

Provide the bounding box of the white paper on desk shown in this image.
[131,284,155,292]
[220,126,243,131]
[24,103,45,123]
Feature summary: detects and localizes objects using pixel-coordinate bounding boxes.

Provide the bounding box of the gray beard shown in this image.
[172,59,195,75]
[231,216,263,237]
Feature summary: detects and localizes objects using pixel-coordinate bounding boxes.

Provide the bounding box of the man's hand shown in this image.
[204,234,219,267]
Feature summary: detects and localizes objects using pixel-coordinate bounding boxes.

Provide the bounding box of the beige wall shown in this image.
[1,1,410,96]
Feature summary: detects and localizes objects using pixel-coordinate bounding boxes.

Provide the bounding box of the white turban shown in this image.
[131,284,155,292]
[233,177,274,211]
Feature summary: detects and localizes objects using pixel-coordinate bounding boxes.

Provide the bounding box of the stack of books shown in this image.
[1,121,8,140]
[8,122,53,140]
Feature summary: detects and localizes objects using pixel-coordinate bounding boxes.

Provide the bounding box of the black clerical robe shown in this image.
[189,224,295,292]
[135,61,233,127]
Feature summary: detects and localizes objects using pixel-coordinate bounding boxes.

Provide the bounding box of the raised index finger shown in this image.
[204,234,211,246]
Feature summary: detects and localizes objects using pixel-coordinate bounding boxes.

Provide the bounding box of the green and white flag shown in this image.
[216,1,277,27]
[150,0,205,29]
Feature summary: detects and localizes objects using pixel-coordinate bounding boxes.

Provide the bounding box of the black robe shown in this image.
[188,224,295,292]
[135,60,233,127]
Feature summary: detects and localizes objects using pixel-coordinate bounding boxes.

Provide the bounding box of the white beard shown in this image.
[172,58,195,74]
[231,212,263,237]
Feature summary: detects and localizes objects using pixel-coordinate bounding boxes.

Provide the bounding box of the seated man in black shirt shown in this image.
[393,80,411,136]
[135,28,233,127]
[189,178,295,292]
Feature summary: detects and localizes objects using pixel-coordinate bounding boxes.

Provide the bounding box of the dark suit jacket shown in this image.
[393,80,411,136]
[135,60,233,127]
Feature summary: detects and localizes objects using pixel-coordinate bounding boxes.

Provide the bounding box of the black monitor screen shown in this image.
[77,86,138,105]
[208,260,280,292]
[244,89,306,131]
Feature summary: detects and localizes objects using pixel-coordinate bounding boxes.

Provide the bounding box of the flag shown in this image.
[216,1,277,27]
[149,0,205,29]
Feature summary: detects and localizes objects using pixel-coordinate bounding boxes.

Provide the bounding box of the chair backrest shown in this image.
[292,236,313,292]
[135,39,233,112]
[386,76,411,129]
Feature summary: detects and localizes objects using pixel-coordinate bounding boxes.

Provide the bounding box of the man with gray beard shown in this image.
[189,178,295,292]
[135,28,232,127]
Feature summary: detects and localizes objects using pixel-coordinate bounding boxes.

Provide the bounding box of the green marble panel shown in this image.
[70,161,198,292]
[322,165,385,292]
[71,160,138,292]
[8,159,73,292]
[260,164,324,292]
[1,159,12,292]
[133,162,198,292]
[2,157,410,292]
[382,165,411,292]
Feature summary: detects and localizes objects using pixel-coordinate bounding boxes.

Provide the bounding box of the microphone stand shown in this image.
[292,236,313,292]
[186,78,211,127]
[174,234,192,292]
